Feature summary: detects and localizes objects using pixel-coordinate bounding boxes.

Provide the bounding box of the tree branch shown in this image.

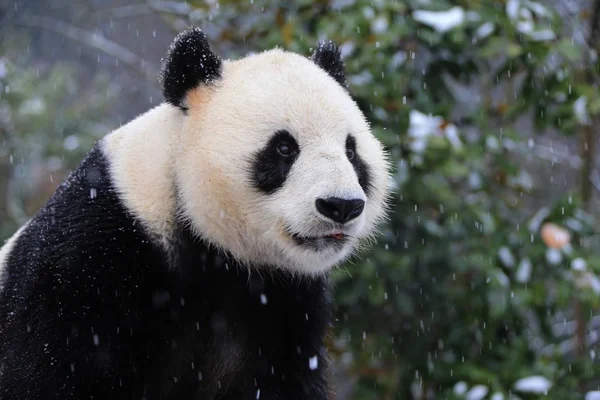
[96,4,152,19]
[98,2,194,19]
[13,14,159,86]
[148,1,195,16]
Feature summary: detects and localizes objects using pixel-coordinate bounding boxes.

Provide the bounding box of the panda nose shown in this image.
[315,197,365,224]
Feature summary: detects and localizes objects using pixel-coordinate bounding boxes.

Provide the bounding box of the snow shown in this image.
[362,6,375,20]
[466,385,489,400]
[575,272,600,295]
[528,208,550,233]
[339,41,355,58]
[407,110,461,154]
[19,97,46,115]
[408,110,444,139]
[63,135,80,151]
[545,248,562,265]
[408,110,442,150]
[513,376,552,394]
[413,7,465,33]
[468,172,483,190]
[516,258,532,283]
[495,271,510,287]
[260,293,268,305]
[571,258,587,272]
[574,96,591,125]
[506,0,556,41]
[453,381,468,395]
[444,124,463,149]
[371,16,389,34]
[506,0,520,20]
[0,59,6,79]
[491,393,505,400]
[498,247,516,268]
[528,1,551,17]
[529,29,557,41]
[349,71,373,86]
[308,355,318,370]
[586,391,600,400]
[391,51,407,68]
[475,22,495,39]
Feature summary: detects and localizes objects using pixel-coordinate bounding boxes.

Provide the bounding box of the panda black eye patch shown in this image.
[346,134,372,196]
[251,130,300,194]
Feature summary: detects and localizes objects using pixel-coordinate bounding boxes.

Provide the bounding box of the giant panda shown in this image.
[0,27,391,399]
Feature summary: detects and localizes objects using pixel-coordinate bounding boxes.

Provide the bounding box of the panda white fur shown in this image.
[0,28,391,399]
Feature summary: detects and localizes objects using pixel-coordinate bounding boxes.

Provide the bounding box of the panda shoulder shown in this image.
[100,104,182,247]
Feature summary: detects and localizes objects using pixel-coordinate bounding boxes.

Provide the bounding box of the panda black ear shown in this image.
[160,27,222,111]
[310,40,347,89]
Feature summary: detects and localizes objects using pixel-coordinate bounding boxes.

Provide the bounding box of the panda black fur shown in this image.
[0,28,391,399]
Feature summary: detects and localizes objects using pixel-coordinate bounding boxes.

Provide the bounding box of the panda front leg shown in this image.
[216,350,331,400]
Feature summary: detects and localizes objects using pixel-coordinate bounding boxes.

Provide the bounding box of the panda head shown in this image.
[161,27,391,275]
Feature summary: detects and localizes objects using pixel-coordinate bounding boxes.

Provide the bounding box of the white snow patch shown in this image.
[486,136,500,152]
[571,258,587,272]
[491,393,505,400]
[308,355,319,370]
[19,97,46,115]
[574,96,591,125]
[528,207,550,233]
[339,41,355,58]
[466,11,480,22]
[529,29,556,41]
[513,376,552,394]
[391,51,407,67]
[545,248,562,265]
[454,381,468,395]
[498,247,516,268]
[516,258,532,283]
[506,0,556,41]
[495,271,510,287]
[371,16,389,34]
[0,59,6,79]
[475,22,495,39]
[413,7,465,33]
[63,135,80,151]
[466,385,489,400]
[575,272,600,294]
[586,391,600,400]
[407,110,461,153]
[528,1,551,17]
[506,0,520,19]
[444,124,463,149]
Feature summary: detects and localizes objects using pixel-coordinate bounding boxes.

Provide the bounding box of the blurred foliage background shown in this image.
[1,0,600,398]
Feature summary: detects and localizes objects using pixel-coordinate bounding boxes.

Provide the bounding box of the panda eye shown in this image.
[277,143,293,157]
[346,148,355,160]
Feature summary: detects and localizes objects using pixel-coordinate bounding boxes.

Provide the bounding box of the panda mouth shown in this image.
[289,231,348,249]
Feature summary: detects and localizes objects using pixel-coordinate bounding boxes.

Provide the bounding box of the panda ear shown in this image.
[160,27,222,111]
[310,40,347,89]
